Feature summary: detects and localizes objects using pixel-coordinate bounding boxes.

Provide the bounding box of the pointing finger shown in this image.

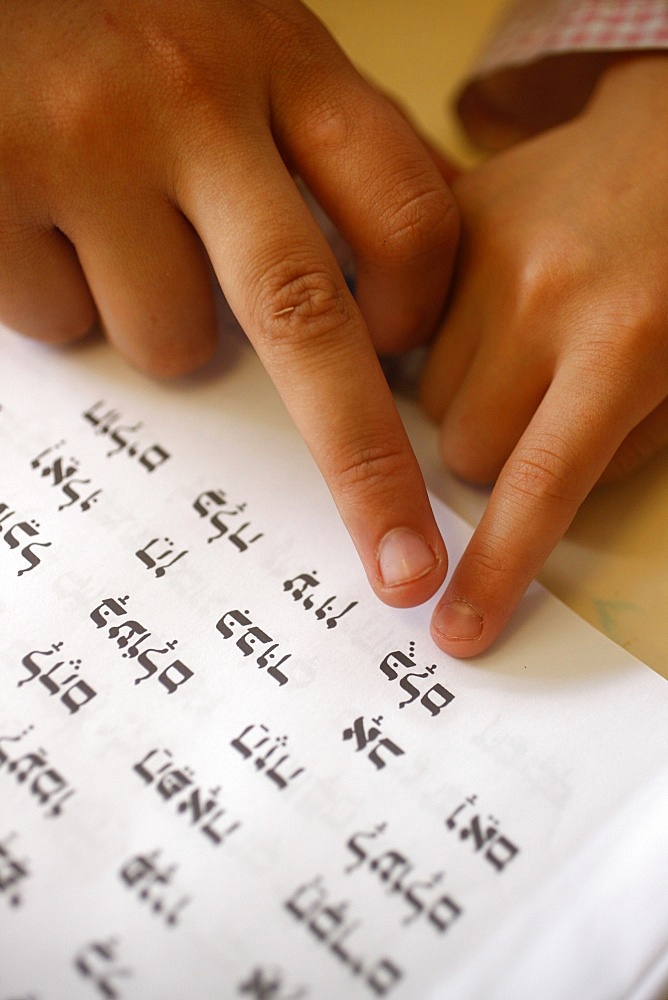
[180,134,448,607]
[430,363,659,655]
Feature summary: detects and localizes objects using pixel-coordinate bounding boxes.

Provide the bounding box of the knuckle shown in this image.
[569,289,668,395]
[604,444,643,483]
[329,439,410,503]
[465,216,586,334]
[464,534,513,588]
[27,39,127,153]
[138,18,221,121]
[604,289,668,368]
[500,437,578,511]
[509,236,581,325]
[298,99,351,154]
[39,312,95,345]
[443,445,502,487]
[375,181,456,266]
[27,14,217,165]
[14,313,93,346]
[129,335,216,379]
[606,422,664,482]
[253,257,354,350]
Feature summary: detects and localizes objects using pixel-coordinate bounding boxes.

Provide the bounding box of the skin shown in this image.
[422,54,668,656]
[0,0,459,609]
[5,6,665,659]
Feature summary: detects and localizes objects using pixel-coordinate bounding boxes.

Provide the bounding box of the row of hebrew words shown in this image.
[0,792,521,918]
[3,734,513,878]
[76,942,313,1000]
[1,707,448,827]
[29,449,248,526]
[16,607,456,723]
[19,610,435,716]
[0,725,268,834]
[15,620,456,785]
[17,595,454,724]
[10,936,311,1000]
[0,483,263,580]
[91,585,328,695]
[88,597,290,693]
[88,592,355,698]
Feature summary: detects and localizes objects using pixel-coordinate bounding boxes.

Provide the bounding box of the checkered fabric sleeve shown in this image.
[474,0,668,75]
[457,0,668,148]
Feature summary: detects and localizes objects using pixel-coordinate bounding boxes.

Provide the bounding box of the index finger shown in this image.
[430,365,657,655]
[179,135,448,607]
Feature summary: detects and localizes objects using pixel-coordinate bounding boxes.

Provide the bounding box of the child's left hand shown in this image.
[420,54,668,657]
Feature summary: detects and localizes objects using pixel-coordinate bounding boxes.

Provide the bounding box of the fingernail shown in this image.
[434,599,483,641]
[378,528,437,587]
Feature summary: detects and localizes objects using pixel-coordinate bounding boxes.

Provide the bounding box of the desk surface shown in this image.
[308,0,668,678]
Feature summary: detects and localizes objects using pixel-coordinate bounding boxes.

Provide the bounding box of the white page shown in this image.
[1,319,667,1000]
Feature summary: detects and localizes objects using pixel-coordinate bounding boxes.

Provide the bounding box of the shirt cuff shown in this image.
[457,0,668,149]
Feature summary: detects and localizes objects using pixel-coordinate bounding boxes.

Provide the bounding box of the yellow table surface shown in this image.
[308,0,668,679]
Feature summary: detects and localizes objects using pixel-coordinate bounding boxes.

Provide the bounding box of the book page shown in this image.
[1,318,667,1000]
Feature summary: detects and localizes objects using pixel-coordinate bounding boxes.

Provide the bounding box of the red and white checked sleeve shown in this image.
[458,0,668,148]
[473,0,668,75]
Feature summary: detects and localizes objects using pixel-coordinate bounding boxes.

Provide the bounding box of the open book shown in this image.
[2,312,667,1000]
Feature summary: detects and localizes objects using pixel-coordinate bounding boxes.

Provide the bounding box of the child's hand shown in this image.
[421,54,668,656]
[1,0,459,609]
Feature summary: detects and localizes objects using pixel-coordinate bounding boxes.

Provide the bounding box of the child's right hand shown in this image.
[421,54,668,657]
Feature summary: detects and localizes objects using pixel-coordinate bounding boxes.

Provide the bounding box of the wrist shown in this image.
[586,52,668,124]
